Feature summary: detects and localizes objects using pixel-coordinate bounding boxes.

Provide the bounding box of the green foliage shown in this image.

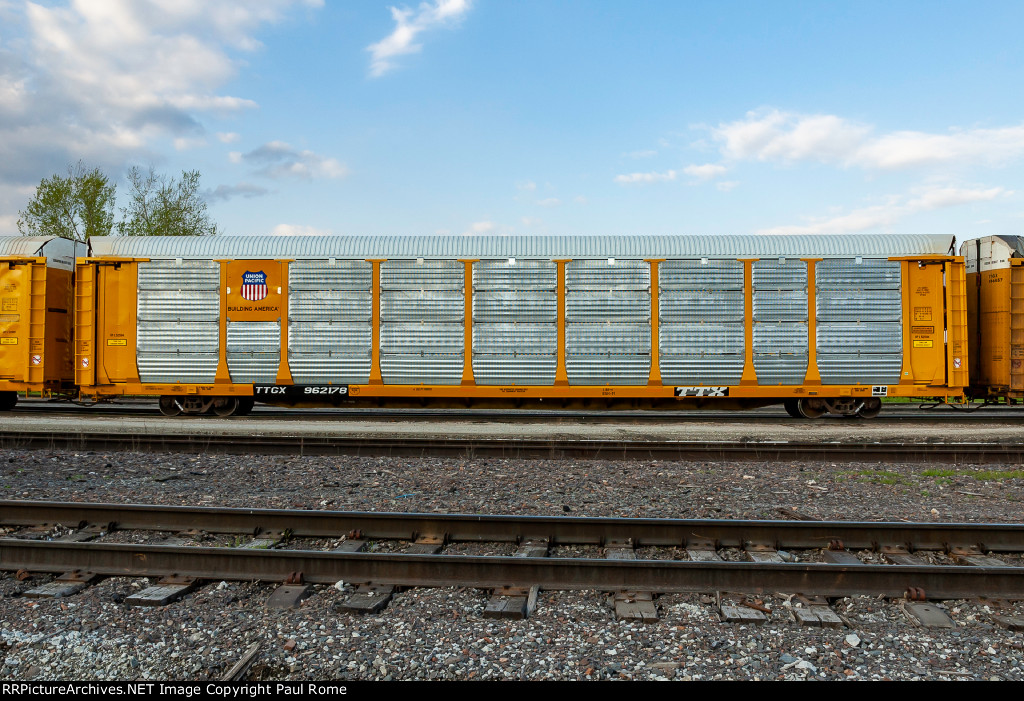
[17,162,116,241]
[117,166,218,237]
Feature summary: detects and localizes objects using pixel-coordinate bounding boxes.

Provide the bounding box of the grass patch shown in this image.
[973,470,1024,481]
[921,468,958,477]
[920,468,1024,481]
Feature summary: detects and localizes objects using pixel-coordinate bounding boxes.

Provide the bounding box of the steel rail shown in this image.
[2,501,1023,551]
[0,539,1020,600]
[0,431,1021,463]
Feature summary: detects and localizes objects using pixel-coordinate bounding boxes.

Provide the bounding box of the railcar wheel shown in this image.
[783,399,802,418]
[158,396,183,417]
[857,398,882,419]
[0,392,17,411]
[797,398,827,419]
[212,397,240,417]
[235,398,255,416]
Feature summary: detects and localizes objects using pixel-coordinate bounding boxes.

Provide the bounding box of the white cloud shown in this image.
[516,180,537,191]
[217,132,241,143]
[367,0,472,78]
[537,197,560,207]
[713,109,1024,170]
[173,136,207,151]
[573,195,587,204]
[716,181,739,192]
[624,149,657,159]
[614,170,677,184]
[757,185,1010,236]
[683,163,727,180]
[463,220,495,235]
[271,223,332,236]
[237,141,348,179]
[0,0,321,185]
[521,216,542,227]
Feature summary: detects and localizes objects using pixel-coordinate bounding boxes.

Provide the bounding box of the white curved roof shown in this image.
[0,236,51,257]
[88,234,956,260]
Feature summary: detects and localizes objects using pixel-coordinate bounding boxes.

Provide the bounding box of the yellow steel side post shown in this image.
[1010,260,1024,396]
[27,260,46,385]
[739,258,758,385]
[275,260,294,385]
[898,260,913,385]
[459,259,477,386]
[803,258,822,385]
[74,259,96,391]
[554,259,570,387]
[944,258,969,395]
[646,259,664,386]
[214,260,231,384]
[367,259,386,385]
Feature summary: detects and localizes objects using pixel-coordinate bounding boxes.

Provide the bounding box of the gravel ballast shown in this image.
[2,446,1023,681]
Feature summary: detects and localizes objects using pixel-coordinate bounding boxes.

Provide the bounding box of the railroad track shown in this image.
[2,501,1023,624]
[0,428,1021,463]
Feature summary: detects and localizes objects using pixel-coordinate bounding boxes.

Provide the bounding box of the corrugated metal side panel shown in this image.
[660,259,745,290]
[380,260,464,384]
[289,260,372,289]
[137,260,220,290]
[753,290,808,322]
[288,261,372,383]
[566,260,650,385]
[660,260,745,385]
[227,321,280,384]
[753,260,807,385]
[288,322,370,384]
[471,356,557,385]
[136,260,220,383]
[816,290,902,321]
[473,292,557,322]
[137,292,219,321]
[816,259,902,385]
[660,291,745,322]
[290,292,371,322]
[472,260,556,385]
[815,259,902,286]
[660,325,745,353]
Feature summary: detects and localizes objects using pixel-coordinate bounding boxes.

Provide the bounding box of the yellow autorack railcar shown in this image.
[75,234,968,418]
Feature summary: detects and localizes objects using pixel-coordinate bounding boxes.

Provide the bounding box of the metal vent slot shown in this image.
[380,260,464,385]
[471,260,557,385]
[288,260,372,384]
[660,259,745,385]
[227,321,280,384]
[136,260,220,383]
[816,259,902,385]
[566,260,650,385]
[752,260,808,385]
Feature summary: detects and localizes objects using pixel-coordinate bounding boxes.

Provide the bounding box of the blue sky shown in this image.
[1,0,1022,244]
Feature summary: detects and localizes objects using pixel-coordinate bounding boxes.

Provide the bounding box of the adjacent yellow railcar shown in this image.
[0,236,85,410]
[74,234,968,418]
[963,235,1024,401]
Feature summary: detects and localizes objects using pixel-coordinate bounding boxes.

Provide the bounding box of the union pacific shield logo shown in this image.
[241,270,268,301]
